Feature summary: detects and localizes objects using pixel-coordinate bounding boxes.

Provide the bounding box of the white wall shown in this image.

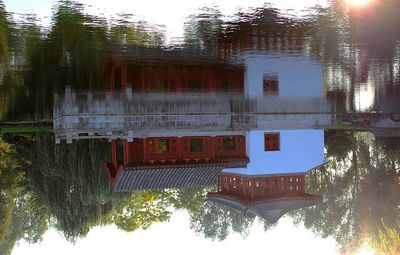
[223,130,325,176]
[244,54,323,98]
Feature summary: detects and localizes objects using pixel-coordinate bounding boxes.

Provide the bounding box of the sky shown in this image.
[3,0,329,42]
[224,130,325,175]
[13,210,339,255]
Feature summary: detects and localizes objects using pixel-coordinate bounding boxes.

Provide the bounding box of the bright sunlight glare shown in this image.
[347,0,372,7]
[355,242,376,255]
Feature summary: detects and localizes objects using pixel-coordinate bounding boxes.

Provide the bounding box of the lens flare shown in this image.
[355,242,376,255]
[347,0,372,7]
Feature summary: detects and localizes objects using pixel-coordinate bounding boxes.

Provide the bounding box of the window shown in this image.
[188,79,201,91]
[223,137,236,151]
[190,138,204,152]
[264,133,280,151]
[263,74,279,95]
[155,139,169,153]
[153,79,169,91]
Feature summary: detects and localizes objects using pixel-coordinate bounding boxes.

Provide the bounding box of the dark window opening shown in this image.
[152,79,169,91]
[264,133,280,151]
[223,137,236,151]
[263,74,279,95]
[188,79,201,91]
[155,139,170,153]
[190,138,204,152]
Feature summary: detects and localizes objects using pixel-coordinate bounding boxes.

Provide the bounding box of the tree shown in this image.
[0,141,25,242]
[113,191,171,232]
[189,200,253,241]
[109,15,164,47]
[26,133,124,242]
[0,139,48,254]
[293,132,400,253]
[0,0,10,78]
[370,221,400,255]
[184,8,223,53]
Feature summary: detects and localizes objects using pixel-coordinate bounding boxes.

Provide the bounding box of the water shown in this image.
[0,1,399,254]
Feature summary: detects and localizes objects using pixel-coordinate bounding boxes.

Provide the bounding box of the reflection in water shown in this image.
[53,90,333,141]
[1,0,400,254]
[53,47,334,142]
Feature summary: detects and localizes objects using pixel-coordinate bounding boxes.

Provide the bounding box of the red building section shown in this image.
[207,173,321,223]
[132,64,243,92]
[104,135,247,186]
[104,48,245,93]
[217,174,306,200]
[108,63,244,92]
[102,49,247,187]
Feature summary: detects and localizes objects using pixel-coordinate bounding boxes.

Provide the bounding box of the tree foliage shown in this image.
[189,200,253,241]
[0,0,10,75]
[0,140,48,254]
[25,133,122,242]
[293,132,400,253]
[371,221,400,255]
[113,191,171,232]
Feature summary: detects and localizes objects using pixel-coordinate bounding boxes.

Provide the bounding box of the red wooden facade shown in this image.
[207,173,321,223]
[104,51,247,185]
[105,135,247,184]
[115,135,245,166]
[217,173,306,201]
[109,63,244,92]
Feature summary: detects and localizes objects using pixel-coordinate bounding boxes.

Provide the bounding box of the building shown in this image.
[206,129,325,222]
[54,52,334,142]
[53,47,333,195]
[105,135,248,192]
[207,173,322,223]
[104,46,244,93]
[242,52,324,99]
[205,53,326,222]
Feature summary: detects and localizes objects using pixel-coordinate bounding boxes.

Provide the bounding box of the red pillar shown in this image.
[252,180,256,199]
[237,69,244,92]
[123,140,130,166]
[177,137,182,163]
[184,67,189,91]
[168,67,173,92]
[210,69,216,92]
[112,140,118,170]
[110,65,115,92]
[142,138,147,163]
[211,137,216,161]
[140,68,145,92]
[176,68,181,92]
[121,64,126,89]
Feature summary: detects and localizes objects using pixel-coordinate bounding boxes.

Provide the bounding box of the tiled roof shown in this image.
[110,45,231,65]
[113,162,248,192]
[206,193,322,223]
